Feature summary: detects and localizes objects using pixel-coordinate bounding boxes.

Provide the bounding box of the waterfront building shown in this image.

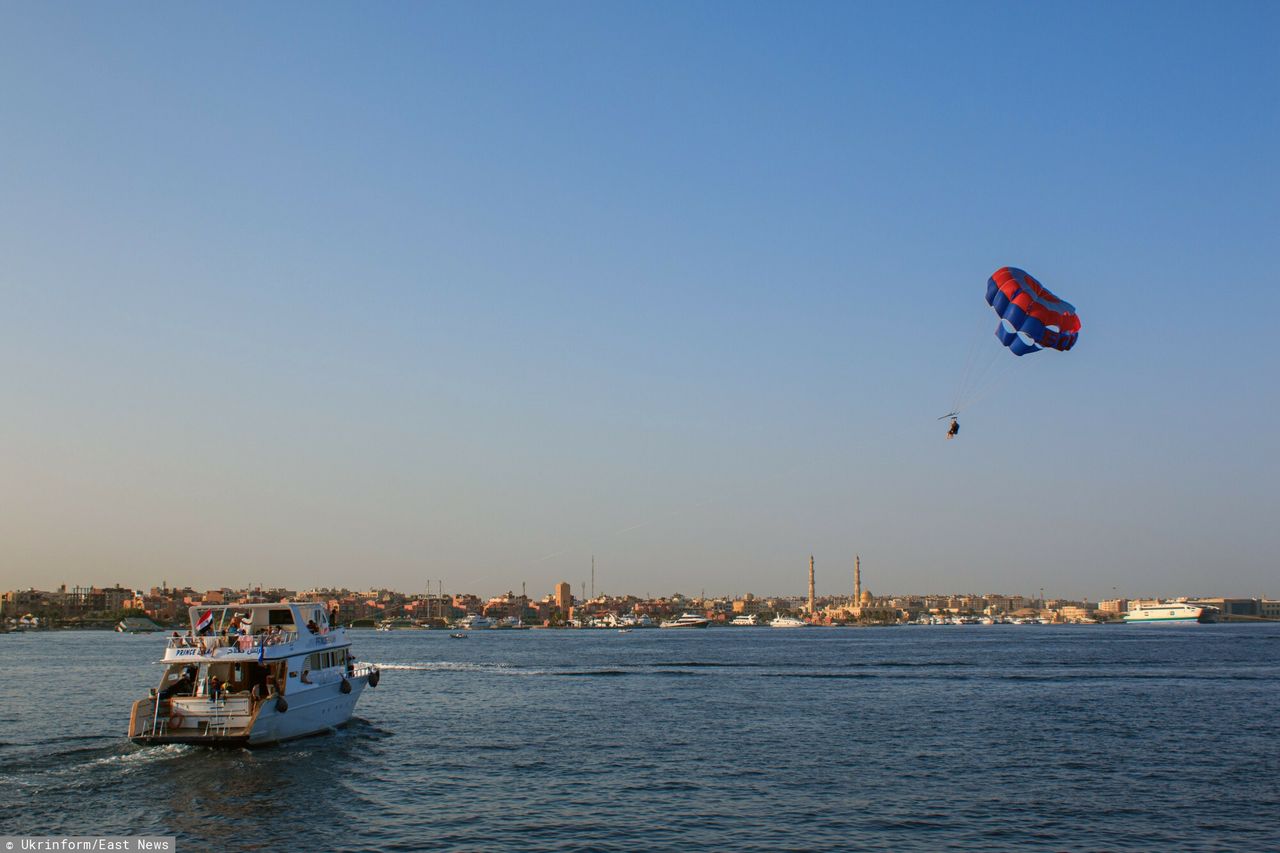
[1057,605,1094,622]
[453,593,482,614]
[554,582,573,612]
[1189,598,1265,622]
[984,594,1027,614]
[483,591,530,621]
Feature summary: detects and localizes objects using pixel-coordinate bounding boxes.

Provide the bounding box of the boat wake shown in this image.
[372,661,516,673]
[88,743,193,767]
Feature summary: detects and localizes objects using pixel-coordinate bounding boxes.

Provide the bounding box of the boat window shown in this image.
[305,650,346,670]
[268,609,294,626]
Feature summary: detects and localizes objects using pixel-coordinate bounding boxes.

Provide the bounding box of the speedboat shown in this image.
[769,616,808,628]
[660,613,710,629]
[127,602,380,747]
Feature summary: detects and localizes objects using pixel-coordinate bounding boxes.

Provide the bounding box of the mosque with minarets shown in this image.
[832,554,894,623]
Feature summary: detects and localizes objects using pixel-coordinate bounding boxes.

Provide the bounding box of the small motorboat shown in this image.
[449,632,467,639]
[618,628,632,634]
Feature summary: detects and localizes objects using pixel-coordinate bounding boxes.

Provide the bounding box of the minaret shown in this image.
[808,555,816,616]
[854,555,861,603]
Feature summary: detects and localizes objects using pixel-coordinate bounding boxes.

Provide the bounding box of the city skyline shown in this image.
[2,3,1276,597]
[2,557,1265,609]
[8,575,1273,629]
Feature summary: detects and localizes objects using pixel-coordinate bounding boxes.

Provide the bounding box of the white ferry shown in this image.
[128,602,380,747]
[660,613,710,629]
[769,616,808,628]
[730,614,761,626]
[1123,602,1218,624]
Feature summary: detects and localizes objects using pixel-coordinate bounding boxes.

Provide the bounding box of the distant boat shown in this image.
[1124,602,1218,624]
[116,617,162,634]
[660,613,710,629]
[730,614,761,626]
[769,616,807,629]
[618,628,632,634]
[455,614,494,630]
[449,632,467,639]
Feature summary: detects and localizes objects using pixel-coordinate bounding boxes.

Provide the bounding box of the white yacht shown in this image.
[730,614,761,626]
[769,615,808,628]
[128,602,380,747]
[660,613,710,629]
[455,614,494,630]
[1124,602,1218,624]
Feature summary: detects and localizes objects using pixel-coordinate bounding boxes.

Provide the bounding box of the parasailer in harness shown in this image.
[938,412,960,440]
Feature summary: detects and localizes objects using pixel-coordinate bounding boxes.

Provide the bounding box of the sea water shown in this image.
[2,624,1277,851]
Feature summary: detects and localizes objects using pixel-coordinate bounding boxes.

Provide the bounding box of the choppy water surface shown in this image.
[2,624,1278,851]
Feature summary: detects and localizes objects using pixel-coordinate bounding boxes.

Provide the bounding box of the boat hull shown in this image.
[1123,605,1217,624]
[130,674,371,748]
[1123,615,1205,624]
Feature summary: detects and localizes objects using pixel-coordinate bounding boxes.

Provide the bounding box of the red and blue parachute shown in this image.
[986,266,1080,356]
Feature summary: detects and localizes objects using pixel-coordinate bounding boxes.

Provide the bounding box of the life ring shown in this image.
[367,669,380,688]
[340,678,352,694]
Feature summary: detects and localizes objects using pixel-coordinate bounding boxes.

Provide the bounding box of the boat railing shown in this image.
[132,694,254,739]
[165,630,302,655]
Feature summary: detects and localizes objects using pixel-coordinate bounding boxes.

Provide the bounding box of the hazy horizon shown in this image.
[2,3,1276,601]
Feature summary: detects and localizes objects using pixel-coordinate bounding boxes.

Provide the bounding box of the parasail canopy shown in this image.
[986,266,1080,356]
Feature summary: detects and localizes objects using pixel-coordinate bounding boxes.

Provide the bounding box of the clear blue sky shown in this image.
[1,2,1276,601]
